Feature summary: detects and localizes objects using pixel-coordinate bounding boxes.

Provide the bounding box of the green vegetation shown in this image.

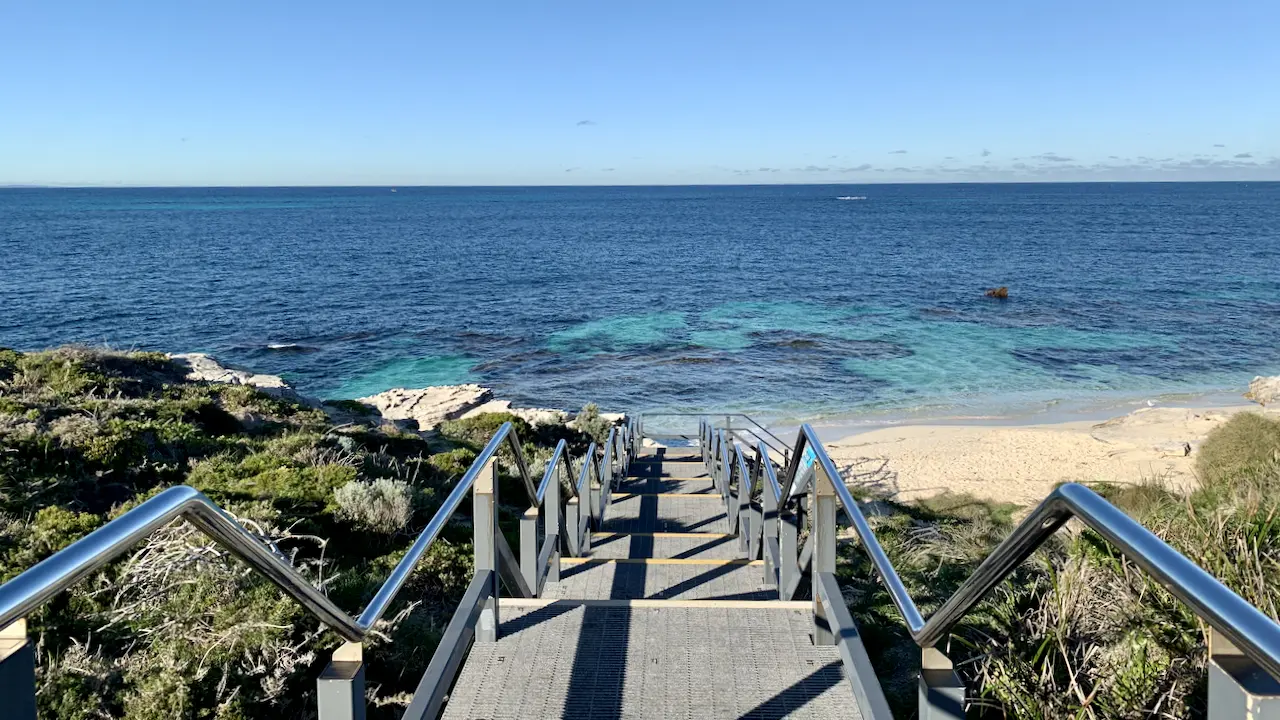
[0,346,590,719]
[840,412,1280,718]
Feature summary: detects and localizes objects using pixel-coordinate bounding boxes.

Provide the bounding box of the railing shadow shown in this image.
[735,660,845,719]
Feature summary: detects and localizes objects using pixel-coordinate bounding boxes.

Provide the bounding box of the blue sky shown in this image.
[2,1,1277,186]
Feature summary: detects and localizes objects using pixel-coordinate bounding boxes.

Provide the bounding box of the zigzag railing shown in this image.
[0,419,636,720]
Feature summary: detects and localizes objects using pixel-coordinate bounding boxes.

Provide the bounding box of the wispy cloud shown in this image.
[793,165,831,172]
[758,167,780,172]
[1036,153,1074,162]
[601,168,615,172]
[889,149,908,155]
[1214,144,1226,148]
[1234,153,1253,159]
[565,167,579,172]
[981,149,992,157]
[575,120,596,126]
[840,164,873,172]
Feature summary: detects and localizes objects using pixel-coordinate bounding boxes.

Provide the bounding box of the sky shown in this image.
[1,1,1278,186]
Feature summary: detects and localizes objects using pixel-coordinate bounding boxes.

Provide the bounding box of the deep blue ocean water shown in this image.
[2,183,1278,422]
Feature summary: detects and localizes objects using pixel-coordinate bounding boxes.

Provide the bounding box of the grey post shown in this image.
[1208,628,1280,718]
[474,457,499,642]
[0,619,36,720]
[779,504,800,600]
[811,459,837,645]
[919,647,965,719]
[565,496,582,556]
[317,642,366,720]
[546,457,561,584]
[520,505,539,595]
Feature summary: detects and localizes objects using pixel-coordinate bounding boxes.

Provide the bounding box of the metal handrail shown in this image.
[644,411,792,462]
[775,422,1280,682]
[0,422,543,643]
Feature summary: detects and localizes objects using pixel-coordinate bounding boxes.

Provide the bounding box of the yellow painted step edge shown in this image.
[561,557,764,566]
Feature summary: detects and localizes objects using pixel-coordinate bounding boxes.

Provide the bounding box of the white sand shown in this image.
[824,404,1276,506]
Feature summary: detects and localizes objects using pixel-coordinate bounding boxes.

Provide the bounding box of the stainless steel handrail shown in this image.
[0,422,543,643]
[644,411,792,461]
[775,422,1280,682]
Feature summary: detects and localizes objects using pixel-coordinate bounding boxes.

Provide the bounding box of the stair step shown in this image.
[588,532,745,560]
[501,597,810,610]
[619,477,716,495]
[601,493,728,534]
[442,605,853,720]
[561,557,763,566]
[547,560,773,601]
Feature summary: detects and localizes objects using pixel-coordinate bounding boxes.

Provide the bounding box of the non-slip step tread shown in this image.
[442,605,853,720]
[546,560,773,601]
[586,532,746,560]
[600,493,728,534]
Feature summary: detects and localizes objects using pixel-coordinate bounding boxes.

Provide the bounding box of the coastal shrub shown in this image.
[334,478,416,534]
[574,402,614,445]
[438,412,532,449]
[0,345,585,718]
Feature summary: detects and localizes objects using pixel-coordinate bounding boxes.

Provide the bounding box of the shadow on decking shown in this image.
[561,493,655,719]
[736,660,845,720]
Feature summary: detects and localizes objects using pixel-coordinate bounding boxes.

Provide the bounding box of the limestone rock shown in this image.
[358,385,492,432]
[461,400,569,427]
[984,286,1009,299]
[1246,376,1280,407]
[170,353,300,400]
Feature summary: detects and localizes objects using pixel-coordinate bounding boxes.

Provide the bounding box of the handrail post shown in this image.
[812,457,837,646]
[779,505,800,600]
[474,457,499,642]
[547,459,561,584]
[919,647,965,719]
[317,641,365,720]
[0,619,36,720]
[1208,628,1280,717]
[520,505,538,596]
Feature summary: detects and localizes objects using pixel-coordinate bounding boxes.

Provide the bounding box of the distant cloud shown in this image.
[891,166,915,172]
[981,149,992,157]
[945,156,955,160]
[575,120,596,126]
[889,149,908,154]
[565,167,579,172]
[1214,144,1226,148]
[1108,155,1121,160]
[1235,153,1253,159]
[602,168,615,172]
[840,164,873,172]
[794,165,831,172]
[758,167,780,172]
[1036,153,1074,162]
[828,155,839,159]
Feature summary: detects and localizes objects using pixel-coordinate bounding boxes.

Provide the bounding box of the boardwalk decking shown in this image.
[443,448,858,720]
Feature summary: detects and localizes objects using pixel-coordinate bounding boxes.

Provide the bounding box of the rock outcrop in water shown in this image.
[984,286,1009,299]
[1247,375,1280,407]
[170,353,301,400]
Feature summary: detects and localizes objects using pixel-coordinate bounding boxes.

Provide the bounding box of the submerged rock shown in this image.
[984,286,1009,299]
[358,385,492,432]
[1246,376,1280,406]
[170,353,301,400]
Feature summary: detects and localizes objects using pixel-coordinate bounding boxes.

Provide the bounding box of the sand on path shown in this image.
[824,405,1274,506]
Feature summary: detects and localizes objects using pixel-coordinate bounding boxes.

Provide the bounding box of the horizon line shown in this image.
[4,178,1280,190]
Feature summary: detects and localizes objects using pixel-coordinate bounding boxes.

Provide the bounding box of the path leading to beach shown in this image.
[825,405,1275,506]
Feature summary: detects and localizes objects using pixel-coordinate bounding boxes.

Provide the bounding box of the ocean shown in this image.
[2,183,1278,424]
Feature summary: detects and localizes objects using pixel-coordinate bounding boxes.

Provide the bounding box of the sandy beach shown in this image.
[824,403,1277,506]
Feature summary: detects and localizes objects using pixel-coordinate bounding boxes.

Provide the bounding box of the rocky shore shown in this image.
[170,352,614,433]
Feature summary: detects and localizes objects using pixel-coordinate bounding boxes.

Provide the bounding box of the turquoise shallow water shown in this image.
[1,183,1278,422]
